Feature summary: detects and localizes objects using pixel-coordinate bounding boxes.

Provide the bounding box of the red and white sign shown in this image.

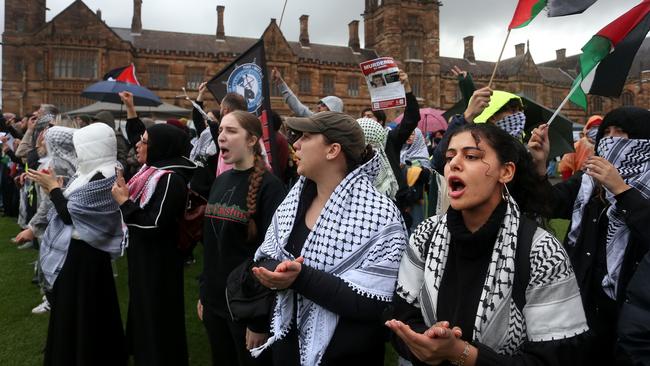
[360,57,406,111]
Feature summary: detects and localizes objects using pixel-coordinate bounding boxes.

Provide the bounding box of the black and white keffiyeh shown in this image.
[495,112,526,139]
[252,155,408,365]
[40,176,127,290]
[189,127,216,162]
[357,117,399,199]
[400,128,431,169]
[44,127,77,181]
[397,196,588,355]
[567,136,650,299]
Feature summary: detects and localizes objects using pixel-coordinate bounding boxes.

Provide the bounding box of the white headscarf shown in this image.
[65,123,118,197]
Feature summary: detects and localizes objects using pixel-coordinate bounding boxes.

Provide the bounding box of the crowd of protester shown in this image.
[1,63,649,366]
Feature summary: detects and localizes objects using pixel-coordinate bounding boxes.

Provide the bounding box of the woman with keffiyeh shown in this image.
[112,91,197,366]
[388,123,588,365]
[529,107,650,365]
[250,111,409,365]
[29,123,128,366]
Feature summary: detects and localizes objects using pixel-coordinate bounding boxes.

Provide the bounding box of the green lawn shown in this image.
[0,215,569,365]
[0,216,211,365]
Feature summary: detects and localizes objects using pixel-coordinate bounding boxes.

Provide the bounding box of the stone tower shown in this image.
[3,0,47,34]
[363,0,442,107]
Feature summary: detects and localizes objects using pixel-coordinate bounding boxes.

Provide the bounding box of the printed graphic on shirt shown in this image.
[205,202,248,224]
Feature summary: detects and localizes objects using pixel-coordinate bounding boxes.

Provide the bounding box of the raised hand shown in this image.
[463,87,492,122]
[585,156,631,195]
[528,124,550,177]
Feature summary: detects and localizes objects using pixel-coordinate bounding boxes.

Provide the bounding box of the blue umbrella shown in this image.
[81,80,162,107]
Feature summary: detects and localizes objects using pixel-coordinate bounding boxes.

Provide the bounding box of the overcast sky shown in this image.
[0,0,644,107]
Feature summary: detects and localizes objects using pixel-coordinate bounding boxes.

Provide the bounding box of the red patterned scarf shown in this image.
[127,165,172,208]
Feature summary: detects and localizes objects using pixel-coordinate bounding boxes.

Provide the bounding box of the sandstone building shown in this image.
[2,0,649,123]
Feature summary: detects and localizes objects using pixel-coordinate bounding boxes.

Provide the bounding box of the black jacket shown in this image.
[619,250,650,365]
[546,173,650,308]
[386,92,421,209]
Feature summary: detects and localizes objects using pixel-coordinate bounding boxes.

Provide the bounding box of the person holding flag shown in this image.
[529,107,650,365]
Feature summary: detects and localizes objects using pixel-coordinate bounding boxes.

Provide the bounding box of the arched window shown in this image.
[621,91,635,106]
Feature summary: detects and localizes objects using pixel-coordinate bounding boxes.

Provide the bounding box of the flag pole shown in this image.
[488,29,511,89]
[547,80,582,127]
[279,0,289,28]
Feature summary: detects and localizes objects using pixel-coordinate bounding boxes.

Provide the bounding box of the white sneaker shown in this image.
[31,299,50,314]
[17,241,33,250]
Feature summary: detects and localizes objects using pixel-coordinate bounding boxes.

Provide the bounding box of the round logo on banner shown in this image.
[227,63,264,113]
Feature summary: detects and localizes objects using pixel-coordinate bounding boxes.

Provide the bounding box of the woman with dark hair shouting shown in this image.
[388,123,588,365]
[251,111,409,365]
[198,110,286,366]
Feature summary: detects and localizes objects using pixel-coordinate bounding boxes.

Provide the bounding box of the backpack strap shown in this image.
[513,216,537,312]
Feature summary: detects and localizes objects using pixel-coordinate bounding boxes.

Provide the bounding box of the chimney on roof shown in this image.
[348,20,361,52]
[515,43,525,56]
[463,36,475,63]
[299,15,310,47]
[131,0,142,34]
[216,5,225,39]
[556,48,566,62]
[96,9,102,21]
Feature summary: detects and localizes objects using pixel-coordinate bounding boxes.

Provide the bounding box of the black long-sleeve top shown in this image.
[49,173,105,225]
[200,167,286,332]
[390,203,587,366]
[619,249,650,365]
[386,92,420,208]
[268,181,389,365]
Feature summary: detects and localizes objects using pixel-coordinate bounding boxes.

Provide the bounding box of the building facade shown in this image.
[2,0,649,122]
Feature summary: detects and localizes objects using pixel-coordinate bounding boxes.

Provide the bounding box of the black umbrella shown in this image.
[517,94,575,160]
[81,80,162,107]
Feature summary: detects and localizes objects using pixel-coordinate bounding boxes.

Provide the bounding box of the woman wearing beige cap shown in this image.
[250,111,409,365]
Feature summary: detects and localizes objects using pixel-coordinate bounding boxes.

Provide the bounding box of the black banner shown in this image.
[206,39,277,173]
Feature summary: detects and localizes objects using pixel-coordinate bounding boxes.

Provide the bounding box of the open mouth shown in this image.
[447,176,466,198]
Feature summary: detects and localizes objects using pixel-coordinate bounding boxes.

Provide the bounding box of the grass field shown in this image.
[0,215,569,365]
[0,216,211,366]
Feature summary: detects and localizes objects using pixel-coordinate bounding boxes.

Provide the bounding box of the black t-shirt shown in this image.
[199,167,286,314]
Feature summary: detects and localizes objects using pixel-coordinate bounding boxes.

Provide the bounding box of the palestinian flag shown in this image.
[103,64,140,85]
[509,0,547,29]
[569,0,650,109]
[509,0,598,29]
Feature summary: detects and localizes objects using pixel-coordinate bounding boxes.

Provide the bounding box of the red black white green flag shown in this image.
[509,0,597,29]
[103,63,140,85]
[569,0,650,109]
